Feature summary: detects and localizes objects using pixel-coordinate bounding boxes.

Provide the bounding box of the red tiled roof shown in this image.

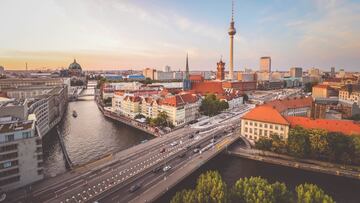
[160,93,198,107]
[242,106,290,125]
[286,116,360,135]
[124,95,141,102]
[189,74,204,81]
[191,81,225,95]
[263,97,313,113]
[324,78,342,83]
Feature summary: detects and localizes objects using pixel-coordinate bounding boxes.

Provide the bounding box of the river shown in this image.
[42,87,360,202]
[42,89,153,177]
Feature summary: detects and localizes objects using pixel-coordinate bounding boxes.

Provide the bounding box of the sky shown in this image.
[0,0,359,71]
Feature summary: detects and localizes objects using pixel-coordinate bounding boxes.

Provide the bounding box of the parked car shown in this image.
[178,153,186,158]
[193,148,200,153]
[160,148,166,153]
[152,166,162,173]
[129,184,141,193]
[170,141,178,146]
[188,134,194,139]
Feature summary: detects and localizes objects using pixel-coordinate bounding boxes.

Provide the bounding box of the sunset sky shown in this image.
[0,0,359,71]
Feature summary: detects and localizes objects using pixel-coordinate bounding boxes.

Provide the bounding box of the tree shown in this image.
[242,94,249,103]
[151,111,174,128]
[171,189,196,203]
[200,94,229,116]
[194,171,227,203]
[296,183,334,203]
[308,129,329,159]
[351,136,360,164]
[287,127,310,158]
[232,177,291,203]
[255,137,272,151]
[270,134,287,154]
[326,132,353,164]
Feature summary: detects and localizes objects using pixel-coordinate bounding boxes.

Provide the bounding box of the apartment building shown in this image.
[263,97,313,117]
[0,101,44,191]
[339,84,360,105]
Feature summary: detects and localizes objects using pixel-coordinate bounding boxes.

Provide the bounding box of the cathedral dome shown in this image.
[69,59,82,70]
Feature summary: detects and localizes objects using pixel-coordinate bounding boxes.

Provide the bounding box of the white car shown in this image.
[163,165,171,172]
[170,141,178,146]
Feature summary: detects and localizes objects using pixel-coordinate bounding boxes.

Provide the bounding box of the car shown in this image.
[193,148,200,153]
[178,153,186,158]
[129,184,141,193]
[195,130,200,134]
[141,139,148,144]
[194,136,200,140]
[160,148,166,153]
[188,134,194,139]
[163,165,171,172]
[152,166,162,173]
[210,138,216,143]
[170,141,178,146]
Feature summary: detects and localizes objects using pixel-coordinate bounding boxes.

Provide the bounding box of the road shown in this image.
[9,104,252,203]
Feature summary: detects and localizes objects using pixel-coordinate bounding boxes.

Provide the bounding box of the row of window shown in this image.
[0,144,17,153]
[0,160,18,169]
[0,168,19,178]
[244,121,284,131]
[0,152,18,161]
[0,175,20,186]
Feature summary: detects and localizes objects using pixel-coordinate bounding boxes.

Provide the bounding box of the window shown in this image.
[280,126,284,131]
[249,122,253,126]
[259,129,262,136]
[0,176,20,186]
[270,125,273,129]
[264,130,268,136]
[254,123,257,127]
[22,131,31,139]
[259,123,263,128]
[5,134,14,142]
[3,161,12,169]
[249,128,252,133]
[275,126,279,130]
[264,124,268,128]
[245,127,248,133]
[245,121,248,125]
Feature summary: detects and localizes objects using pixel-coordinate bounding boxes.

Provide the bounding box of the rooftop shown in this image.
[0,120,34,134]
[286,116,360,135]
[263,97,313,113]
[242,105,290,125]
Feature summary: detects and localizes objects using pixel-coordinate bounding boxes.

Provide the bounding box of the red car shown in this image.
[160,148,166,153]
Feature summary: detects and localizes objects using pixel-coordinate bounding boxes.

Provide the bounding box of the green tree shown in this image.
[200,94,229,116]
[153,111,174,128]
[194,170,227,203]
[308,129,329,159]
[295,183,334,203]
[270,134,287,154]
[171,189,196,203]
[232,177,291,203]
[351,136,360,164]
[287,126,310,158]
[326,132,354,164]
[255,137,273,150]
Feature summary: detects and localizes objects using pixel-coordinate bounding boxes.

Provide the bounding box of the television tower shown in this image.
[228,0,236,81]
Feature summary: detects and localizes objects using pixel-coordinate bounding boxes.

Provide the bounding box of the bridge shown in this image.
[7,105,251,203]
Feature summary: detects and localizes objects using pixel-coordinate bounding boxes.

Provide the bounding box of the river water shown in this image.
[42,89,152,177]
[42,87,360,202]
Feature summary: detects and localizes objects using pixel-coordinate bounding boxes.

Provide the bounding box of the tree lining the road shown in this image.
[200,94,229,117]
[255,126,360,165]
[170,170,334,203]
[147,111,174,129]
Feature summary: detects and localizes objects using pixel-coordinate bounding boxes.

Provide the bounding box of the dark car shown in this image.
[178,153,186,158]
[195,130,200,134]
[160,148,166,153]
[188,134,194,139]
[129,184,141,193]
[152,166,162,173]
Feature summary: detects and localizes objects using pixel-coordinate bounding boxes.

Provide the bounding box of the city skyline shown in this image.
[1,0,360,71]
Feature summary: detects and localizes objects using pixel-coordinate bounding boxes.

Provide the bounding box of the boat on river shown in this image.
[72,110,78,118]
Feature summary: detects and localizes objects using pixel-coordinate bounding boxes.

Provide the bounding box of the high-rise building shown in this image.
[142,68,156,80]
[216,58,225,80]
[164,65,171,72]
[290,67,303,78]
[260,57,271,72]
[183,54,191,90]
[309,67,320,77]
[228,0,236,81]
[330,67,335,77]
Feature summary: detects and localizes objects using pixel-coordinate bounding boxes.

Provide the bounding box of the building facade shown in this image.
[260,57,271,72]
[339,84,360,105]
[290,67,303,78]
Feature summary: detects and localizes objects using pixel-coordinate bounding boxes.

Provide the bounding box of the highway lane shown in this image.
[53,124,231,203]
[98,130,232,203]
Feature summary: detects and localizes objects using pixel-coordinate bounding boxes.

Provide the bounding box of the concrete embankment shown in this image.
[228,146,360,180]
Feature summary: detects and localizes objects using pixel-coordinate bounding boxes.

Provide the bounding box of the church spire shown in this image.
[185,53,189,80]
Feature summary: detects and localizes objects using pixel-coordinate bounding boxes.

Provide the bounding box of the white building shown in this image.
[154,71,174,81]
[0,101,44,191]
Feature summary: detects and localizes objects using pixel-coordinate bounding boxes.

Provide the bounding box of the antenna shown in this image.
[232,0,234,21]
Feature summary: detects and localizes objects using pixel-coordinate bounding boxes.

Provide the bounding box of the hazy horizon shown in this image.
[1,0,359,71]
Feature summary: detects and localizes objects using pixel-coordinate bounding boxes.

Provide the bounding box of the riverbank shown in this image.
[155,154,360,203]
[228,142,360,180]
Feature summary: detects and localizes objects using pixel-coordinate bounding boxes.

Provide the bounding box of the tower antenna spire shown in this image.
[232,0,234,21]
